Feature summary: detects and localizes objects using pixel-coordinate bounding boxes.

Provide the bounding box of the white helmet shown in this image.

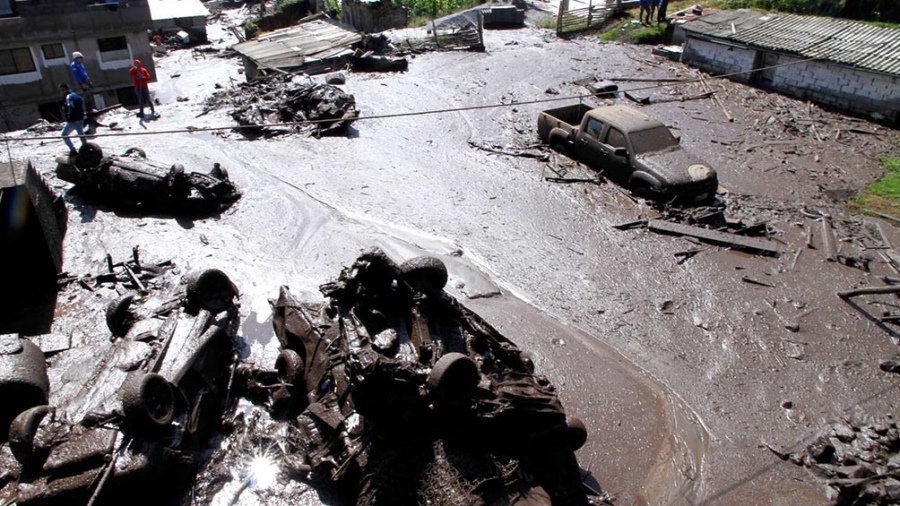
[72,51,84,59]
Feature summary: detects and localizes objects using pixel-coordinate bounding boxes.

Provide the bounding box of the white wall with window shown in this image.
[40,43,68,67]
[96,36,133,70]
[0,46,41,84]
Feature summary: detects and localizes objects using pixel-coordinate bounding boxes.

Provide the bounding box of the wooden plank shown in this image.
[648,219,780,256]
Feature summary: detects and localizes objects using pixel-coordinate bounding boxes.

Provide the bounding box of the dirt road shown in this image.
[4,14,899,505]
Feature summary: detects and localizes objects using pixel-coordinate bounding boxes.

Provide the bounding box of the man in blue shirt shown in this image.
[69,52,93,110]
[59,83,86,156]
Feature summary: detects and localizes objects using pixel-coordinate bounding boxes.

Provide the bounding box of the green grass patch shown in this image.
[849,156,900,218]
[600,19,668,44]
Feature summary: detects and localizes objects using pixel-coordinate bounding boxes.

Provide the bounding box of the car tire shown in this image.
[426,352,479,406]
[275,349,304,390]
[106,293,136,337]
[399,256,448,295]
[75,142,103,171]
[8,405,51,464]
[121,372,176,435]
[123,147,147,159]
[566,416,588,450]
[186,269,238,314]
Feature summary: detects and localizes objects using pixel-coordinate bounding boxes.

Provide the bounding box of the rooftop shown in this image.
[683,10,900,76]
[147,0,209,20]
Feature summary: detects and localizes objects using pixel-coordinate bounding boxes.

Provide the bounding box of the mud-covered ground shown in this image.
[3,9,900,505]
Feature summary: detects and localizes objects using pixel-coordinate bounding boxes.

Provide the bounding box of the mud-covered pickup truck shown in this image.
[538,104,718,202]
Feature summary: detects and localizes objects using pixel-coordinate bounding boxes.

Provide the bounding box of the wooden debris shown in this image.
[742,276,774,287]
[469,141,549,160]
[612,219,648,230]
[821,212,837,262]
[863,209,900,225]
[647,219,780,256]
[624,91,650,105]
[838,284,900,299]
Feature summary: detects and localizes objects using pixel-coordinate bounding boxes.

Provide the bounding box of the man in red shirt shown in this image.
[129,59,157,118]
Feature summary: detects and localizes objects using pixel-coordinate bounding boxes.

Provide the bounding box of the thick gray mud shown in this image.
[4,14,900,506]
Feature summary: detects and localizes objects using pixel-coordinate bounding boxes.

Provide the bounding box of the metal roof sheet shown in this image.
[147,0,209,21]
[683,10,900,76]
[233,17,361,70]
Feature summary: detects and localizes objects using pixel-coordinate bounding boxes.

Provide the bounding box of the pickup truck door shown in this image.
[576,117,607,170]
[602,127,631,177]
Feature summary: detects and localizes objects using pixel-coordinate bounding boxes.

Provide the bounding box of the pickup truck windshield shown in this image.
[629,126,679,155]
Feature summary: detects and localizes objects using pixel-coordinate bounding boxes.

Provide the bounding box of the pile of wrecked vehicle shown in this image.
[56,143,241,215]
[259,248,597,505]
[0,268,240,505]
[2,246,602,505]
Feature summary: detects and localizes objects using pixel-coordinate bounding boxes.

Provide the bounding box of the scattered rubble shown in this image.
[205,75,358,137]
[768,416,900,505]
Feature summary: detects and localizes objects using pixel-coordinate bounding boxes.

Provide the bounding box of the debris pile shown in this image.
[1,266,240,505]
[207,75,358,137]
[770,416,900,505]
[257,248,599,504]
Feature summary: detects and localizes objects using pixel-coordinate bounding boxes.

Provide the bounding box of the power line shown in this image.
[0,55,819,144]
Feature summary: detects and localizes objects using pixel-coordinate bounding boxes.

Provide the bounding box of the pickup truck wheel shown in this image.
[75,142,103,170]
[551,142,569,156]
[121,372,175,435]
[566,416,588,450]
[399,256,448,295]
[275,349,304,390]
[427,352,479,409]
[8,405,51,464]
[106,293,136,337]
[186,269,238,314]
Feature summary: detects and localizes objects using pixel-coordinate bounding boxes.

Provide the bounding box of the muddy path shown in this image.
[4,15,900,506]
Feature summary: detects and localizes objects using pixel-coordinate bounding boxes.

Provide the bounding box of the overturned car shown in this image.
[56,144,241,215]
[0,268,240,505]
[269,248,594,505]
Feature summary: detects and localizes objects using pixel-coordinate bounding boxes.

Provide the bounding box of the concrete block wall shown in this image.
[682,38,756,83]
[771,59,899,121]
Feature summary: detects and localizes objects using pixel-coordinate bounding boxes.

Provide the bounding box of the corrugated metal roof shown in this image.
[233,17,361,72]
[147,0,209,21]
[683,10,900,76]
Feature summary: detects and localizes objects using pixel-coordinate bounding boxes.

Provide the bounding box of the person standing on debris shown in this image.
[69,52,93,108]
[129,59,156,118]
[59,83,86,156]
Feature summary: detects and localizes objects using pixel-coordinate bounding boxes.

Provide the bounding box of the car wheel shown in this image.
[399,256,448,295]
[106,293,136,337]
[426,352,479,407]
[551,142,569,156]
[275,349,304,390]
[75,142,103,170]
[8,405,51,464]
[121,372,175,435]
[186,269,238,314]
[123,147,147,159]
[566,416,588,450]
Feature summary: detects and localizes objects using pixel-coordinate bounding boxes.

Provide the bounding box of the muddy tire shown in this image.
[75,142,103,171]
[8,405,51,464]
[399,256,448,295]
[186,269,238,314]
[121,372,175,435]
[427,352,479,408]
[106,293,136,337]
[275,349,304,390]
[123,147,147,159]
[566,417,588,450]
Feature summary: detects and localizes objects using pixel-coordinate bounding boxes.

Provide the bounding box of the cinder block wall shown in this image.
[682,38,756,83]
[771,57,899,122]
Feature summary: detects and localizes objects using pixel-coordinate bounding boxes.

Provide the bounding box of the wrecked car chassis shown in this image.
[0,269,240,506]
[55,144,241,215]
[269,248,591,505]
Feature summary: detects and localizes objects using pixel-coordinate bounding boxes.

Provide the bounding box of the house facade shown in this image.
[0,0,156,132]
[681,10,900,122]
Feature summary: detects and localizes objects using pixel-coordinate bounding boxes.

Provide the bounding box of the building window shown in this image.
[0,0,16,17]
[0,47,36,76]
[42,43,65,60]
[97,36,128,52]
